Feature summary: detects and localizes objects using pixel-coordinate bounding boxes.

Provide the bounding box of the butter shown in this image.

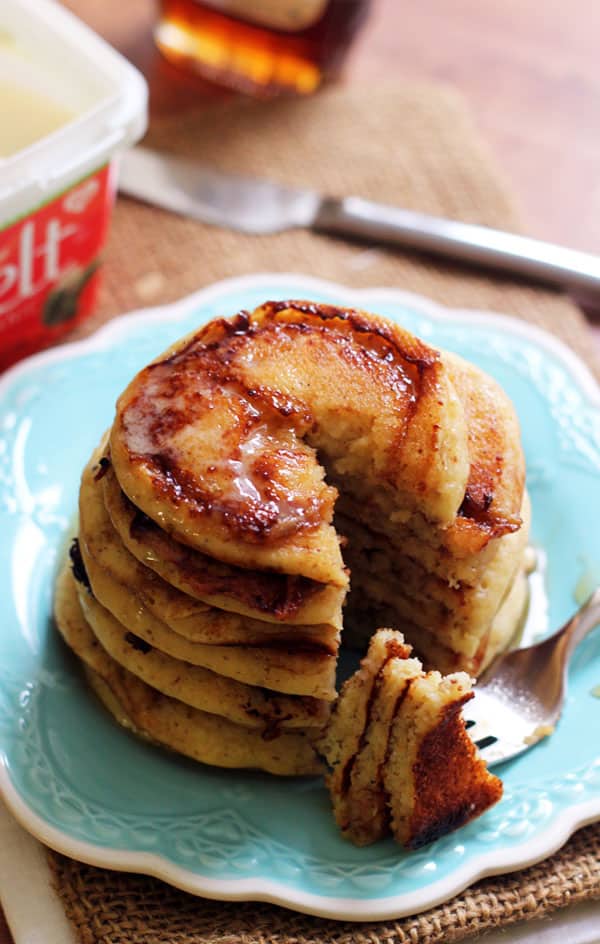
[0,79,73,157]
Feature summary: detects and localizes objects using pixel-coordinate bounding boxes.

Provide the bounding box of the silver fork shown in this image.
[466,589,600,767]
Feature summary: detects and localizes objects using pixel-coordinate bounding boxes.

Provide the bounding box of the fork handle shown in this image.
[314,196,600,295]
[561,588,600,654]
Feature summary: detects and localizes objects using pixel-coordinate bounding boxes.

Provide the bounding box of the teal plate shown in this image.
[1,274,600,921]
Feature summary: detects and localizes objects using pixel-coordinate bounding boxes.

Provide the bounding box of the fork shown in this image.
[466,589,600,767]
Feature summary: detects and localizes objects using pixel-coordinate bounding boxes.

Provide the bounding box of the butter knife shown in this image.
[119,146,600,295]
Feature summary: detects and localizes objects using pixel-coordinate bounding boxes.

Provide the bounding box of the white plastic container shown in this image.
[0,0,148,370]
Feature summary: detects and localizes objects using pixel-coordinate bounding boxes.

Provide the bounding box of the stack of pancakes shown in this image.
[55,299,529,781]
[55,440,346,775]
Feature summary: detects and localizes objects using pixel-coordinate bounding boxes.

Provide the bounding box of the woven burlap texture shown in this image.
[49,83,600,942]
[48,825,600,944]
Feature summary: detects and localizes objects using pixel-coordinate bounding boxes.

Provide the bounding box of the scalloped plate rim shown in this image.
[0,272,599,922]
[2,767,600,922]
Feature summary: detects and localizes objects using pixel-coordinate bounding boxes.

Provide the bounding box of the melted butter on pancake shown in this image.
[118,351,331,543]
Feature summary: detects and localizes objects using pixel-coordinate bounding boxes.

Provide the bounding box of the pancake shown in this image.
[315,629,413,841]
[338,495,530,668]
[103,461,344,628]
[338,655,422,846]
[336,490,529,675]
[76,580,329,731]
[343,563,529,677]
[318,630,503,847]
[337,492,530,634]
[442,350,525,555]
[76,537,336,700]
[80,455,339,652]
[384,671,503,849]
[54,564,322,776]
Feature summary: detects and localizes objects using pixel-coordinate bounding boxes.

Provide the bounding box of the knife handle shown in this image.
[314,196,600,295]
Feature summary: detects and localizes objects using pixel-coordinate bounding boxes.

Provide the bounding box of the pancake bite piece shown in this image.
[317,630,503,848]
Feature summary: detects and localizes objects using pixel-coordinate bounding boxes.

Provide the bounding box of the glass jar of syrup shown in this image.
[155,0,372,97]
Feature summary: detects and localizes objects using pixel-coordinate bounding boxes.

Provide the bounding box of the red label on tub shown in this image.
[0,164,115,371]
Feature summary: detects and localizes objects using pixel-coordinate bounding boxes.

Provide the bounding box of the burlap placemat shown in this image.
[47,83,600,941]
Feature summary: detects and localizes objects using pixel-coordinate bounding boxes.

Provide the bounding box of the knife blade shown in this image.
[118,146,600,295]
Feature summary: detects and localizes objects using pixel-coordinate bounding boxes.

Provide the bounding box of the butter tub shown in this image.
[0,0,147,370]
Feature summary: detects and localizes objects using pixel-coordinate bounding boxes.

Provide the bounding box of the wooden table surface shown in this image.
[1,2,599,941]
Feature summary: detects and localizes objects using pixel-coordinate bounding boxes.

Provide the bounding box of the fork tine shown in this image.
[474,735,499,750]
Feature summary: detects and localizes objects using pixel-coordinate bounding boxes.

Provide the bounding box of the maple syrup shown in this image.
[155,0,372,96]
